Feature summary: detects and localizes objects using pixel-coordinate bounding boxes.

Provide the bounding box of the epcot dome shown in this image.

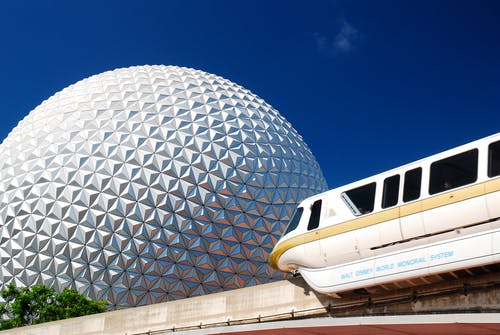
[0,65,327,307]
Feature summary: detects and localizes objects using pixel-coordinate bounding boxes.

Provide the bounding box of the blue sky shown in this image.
[0,1,499,188]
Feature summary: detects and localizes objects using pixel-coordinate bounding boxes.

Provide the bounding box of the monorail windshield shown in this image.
[283,207,304,236]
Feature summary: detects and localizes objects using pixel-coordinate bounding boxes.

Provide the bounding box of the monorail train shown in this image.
[269,132,500,295]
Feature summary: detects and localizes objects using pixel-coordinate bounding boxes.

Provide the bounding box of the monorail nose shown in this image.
[268,246,280,270]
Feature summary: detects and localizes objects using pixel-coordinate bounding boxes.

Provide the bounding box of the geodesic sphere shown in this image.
[0,65,327,307]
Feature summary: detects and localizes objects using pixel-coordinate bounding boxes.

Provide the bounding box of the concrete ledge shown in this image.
[0,278,331,335]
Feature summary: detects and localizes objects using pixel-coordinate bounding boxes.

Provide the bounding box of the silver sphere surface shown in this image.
[0,65,327,307]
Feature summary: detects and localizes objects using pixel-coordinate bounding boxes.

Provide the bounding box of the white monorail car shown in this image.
[269,133,500,295]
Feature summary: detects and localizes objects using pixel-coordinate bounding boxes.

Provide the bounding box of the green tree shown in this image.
[0,283,23,329]
[0,284,107,330]
[39,288,107,322]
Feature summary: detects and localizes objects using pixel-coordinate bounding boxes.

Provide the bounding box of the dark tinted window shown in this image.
[429,149,478,195]
[489,140,500,178]
[342,182,376,215]
[403,168,422,202]
[284,207,304,235]
[307,200,322,231]
[382,174,400,208]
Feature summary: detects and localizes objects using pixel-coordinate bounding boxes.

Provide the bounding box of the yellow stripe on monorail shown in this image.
[269,178,500,269]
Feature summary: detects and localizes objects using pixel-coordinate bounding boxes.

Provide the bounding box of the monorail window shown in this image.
[403,168,422,202]
[382,174,400,208]
[429,149,478,195]
[488,140,500,178]
[307,200,322,230]
[342,182,376,216]
[284,207,304,235]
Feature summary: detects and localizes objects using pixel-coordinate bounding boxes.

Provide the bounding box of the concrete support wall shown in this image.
[0,278,332,335]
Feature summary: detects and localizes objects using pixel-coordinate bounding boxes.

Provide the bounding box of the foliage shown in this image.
[0,284,107,330]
